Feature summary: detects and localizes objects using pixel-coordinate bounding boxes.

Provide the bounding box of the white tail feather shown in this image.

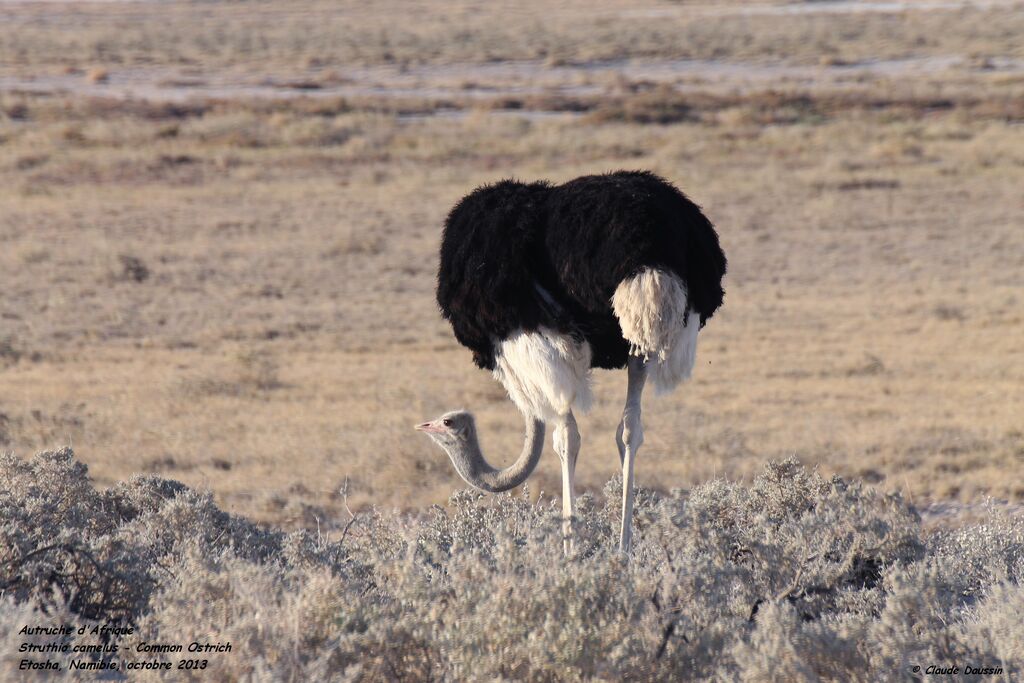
[612,268,700,394]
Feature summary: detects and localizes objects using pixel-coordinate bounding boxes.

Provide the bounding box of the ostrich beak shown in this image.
[415,422,444,434]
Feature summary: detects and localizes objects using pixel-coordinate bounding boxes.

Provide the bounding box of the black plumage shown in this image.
[437,170,727,370]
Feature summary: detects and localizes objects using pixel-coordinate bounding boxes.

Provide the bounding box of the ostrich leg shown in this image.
[619,356,648,553]
[615,420,625,465]
[553,411,581,555]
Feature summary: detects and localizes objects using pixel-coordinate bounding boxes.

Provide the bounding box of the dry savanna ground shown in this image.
[1,0,1023,528]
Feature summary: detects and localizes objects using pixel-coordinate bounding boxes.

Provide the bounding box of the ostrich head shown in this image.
[415,410,545,493]
[415,410,476,452]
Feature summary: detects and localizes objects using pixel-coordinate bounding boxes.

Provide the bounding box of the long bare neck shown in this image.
[445,415,545,493]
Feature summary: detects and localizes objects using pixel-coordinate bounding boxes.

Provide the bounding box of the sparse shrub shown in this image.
[0,337,40,366]
[325,230,386,257]
[587,85,698,125]
[1,450,1021,681]
[13,155,49,173]
[177,349,285,398]
[116,254,150,283]
[97,252,151,285]
[933,304,967,322]
[85,68,109,84]
[279,116,356,146]
[235,348,283,391]
[846,353,886,376]
[1,100,29,121]
[0,337,23,366]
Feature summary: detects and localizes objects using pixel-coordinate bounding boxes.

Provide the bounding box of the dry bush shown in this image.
[0,337,24,367]
[586,85,699,125]
[2,449,1021,681]
[85,68,109,85]
[326,229,387,257]
[177,349,285,398]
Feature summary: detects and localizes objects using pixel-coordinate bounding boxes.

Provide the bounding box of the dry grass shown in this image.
[0,0,1022,528]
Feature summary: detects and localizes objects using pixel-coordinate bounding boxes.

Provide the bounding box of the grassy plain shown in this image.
[1,0,1023,527]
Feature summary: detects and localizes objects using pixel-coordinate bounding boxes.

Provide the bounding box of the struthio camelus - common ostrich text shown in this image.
[416,170,727,553]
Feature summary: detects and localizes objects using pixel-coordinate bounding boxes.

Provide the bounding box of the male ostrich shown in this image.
[416,170,726,553]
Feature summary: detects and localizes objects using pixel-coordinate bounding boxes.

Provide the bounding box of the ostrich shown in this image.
[416,170,726,553]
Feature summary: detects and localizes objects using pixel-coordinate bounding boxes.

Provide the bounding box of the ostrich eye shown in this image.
[442,419,453,427]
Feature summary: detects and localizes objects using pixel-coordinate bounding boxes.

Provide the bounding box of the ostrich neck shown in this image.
[446,415,546,493]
